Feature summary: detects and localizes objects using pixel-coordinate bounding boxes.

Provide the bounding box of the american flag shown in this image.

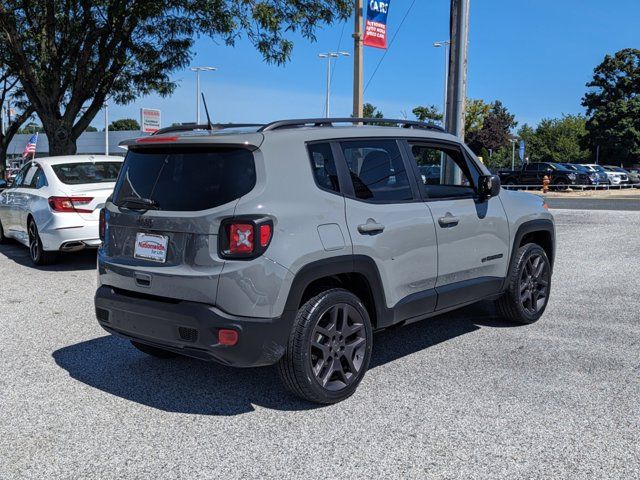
[22,132,38,159]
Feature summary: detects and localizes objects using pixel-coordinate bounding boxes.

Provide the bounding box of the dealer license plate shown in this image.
[134,232,168,263]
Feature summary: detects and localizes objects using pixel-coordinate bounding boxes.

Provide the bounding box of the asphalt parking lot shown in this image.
[1,209,639,479]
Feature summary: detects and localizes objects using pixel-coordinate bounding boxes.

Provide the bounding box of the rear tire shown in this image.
[553,179,568,191]
[28,218,57,266]
[131,341,179,359]
[278,288,373,404]
[496,243,551,324]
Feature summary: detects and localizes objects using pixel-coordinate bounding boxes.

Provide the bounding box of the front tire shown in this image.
[28,218,57,266]
[496,243,551,324]
[278,288,373,404]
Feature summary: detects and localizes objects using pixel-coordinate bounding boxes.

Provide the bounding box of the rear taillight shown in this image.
[219,217,273,259]
[48,196,94,213]
[229,223,254,254]
[99,208,106,241]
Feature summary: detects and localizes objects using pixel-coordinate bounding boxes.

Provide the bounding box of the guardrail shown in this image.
[501,184,640,191]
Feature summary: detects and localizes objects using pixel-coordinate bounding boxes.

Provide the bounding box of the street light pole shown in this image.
[353,0,364,118]
[104,101,109,156]
[433,41,451,126]
[318,52,350,118]
[190,66,217,124]
[510,138,517,170]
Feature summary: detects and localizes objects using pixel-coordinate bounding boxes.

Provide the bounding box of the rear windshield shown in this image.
[52,162,122,184]
[112,147,256,211]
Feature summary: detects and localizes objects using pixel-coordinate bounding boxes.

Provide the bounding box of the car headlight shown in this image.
[568,173,576,180]
[589,174,598,180]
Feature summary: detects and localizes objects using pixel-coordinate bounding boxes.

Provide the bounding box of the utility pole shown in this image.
[352,0,364,118]
[445,0,470,139]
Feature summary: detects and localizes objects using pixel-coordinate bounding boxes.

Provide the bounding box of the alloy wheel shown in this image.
[519,254,549,315]
[310,303,367,392]
[28,221,40,261]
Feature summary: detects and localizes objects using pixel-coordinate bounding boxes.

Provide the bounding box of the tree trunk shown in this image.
[43,120,78,156]
[0,142,6,177]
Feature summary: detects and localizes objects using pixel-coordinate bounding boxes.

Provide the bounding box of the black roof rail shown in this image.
[258,117,446,132]
[152,123,264,136]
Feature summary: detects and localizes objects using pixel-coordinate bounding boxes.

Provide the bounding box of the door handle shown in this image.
[438,213,459,227]
[357,220,385,235]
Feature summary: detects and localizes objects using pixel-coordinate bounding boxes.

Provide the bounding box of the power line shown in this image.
[364,0,417,94]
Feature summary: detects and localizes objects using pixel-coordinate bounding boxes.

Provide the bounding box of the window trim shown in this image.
[401,138,483,202]
[332,137,422,205]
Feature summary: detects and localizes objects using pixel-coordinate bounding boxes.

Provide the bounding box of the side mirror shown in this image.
[478,174,501,200]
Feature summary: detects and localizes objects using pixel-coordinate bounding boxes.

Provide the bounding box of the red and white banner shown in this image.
[363,1,392,50]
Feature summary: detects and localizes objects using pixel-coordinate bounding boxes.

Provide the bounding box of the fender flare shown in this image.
[282,255,390,327]
[502,218,555,290]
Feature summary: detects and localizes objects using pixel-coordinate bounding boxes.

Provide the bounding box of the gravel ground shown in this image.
[1,209,639,479]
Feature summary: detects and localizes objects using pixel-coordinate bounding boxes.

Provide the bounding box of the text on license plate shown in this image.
[134,233,168,263]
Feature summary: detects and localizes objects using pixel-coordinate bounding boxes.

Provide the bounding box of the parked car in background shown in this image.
[583,164,627,185]
[498,162,590,188]
[0,155,123,265]
[0,179,7,192]
[580,164,610,185]
[560,163,603,186]
[603,166,637,185]
[629,168,640,186]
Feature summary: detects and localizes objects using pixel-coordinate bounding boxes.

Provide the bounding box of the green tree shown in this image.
[467,101,517,160]
[0,69,33,171]
[109,118,140,131]
[582,48,640,165]
[0,1,352,156]
[465,98,491,136]
[518,115,590,164]
[363,103,384,119]
[85,126,98,132]
[17,122,43,134]
[412,105,442,124]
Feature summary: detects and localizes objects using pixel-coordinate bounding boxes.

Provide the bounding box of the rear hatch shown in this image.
[101,145,257,305]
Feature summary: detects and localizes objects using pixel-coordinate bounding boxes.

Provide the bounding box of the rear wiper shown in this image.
[118,196,159,210]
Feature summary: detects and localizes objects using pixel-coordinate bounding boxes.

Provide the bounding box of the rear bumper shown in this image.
[40,218,99,251]
[94,285,292,367]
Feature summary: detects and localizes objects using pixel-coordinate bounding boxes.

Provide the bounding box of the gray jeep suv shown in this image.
[95,118,555,404]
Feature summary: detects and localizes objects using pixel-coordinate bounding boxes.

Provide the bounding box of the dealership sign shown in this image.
[140,108,161,133]
[363,1,391,49]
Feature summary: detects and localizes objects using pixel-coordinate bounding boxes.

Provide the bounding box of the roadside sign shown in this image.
[363,1,392,49]
[140,108,161,133]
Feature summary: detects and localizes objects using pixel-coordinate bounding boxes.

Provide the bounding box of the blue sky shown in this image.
[102,0,640,130]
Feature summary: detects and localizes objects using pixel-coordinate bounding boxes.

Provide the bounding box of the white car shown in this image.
[582,163,626,185]
[0,155,123,265]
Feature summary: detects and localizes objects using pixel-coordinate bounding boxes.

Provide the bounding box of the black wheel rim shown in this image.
[28,221,39,261]
[520,254,549,315]
[310,303,367,392]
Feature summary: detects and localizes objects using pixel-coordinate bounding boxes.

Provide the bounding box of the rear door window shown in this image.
[113,147,256,212]
[340,139,413,202]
